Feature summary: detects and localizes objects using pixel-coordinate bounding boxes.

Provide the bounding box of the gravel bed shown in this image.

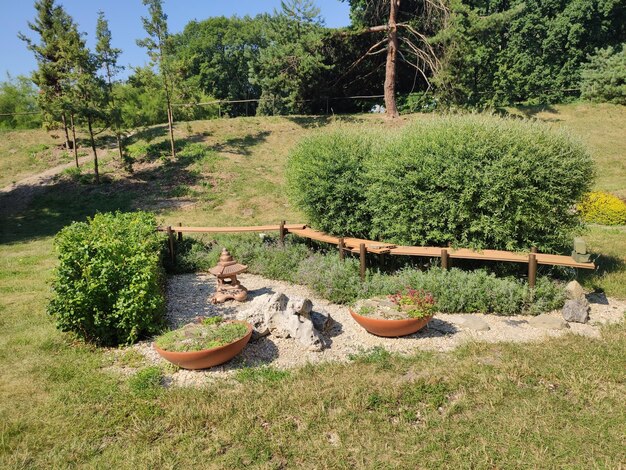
[129,272,625,387]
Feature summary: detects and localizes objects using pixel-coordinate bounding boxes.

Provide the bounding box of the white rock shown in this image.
[528,314,570,330]
[459,315,490,331]
[237,292,324,351]
[565,281,586,301]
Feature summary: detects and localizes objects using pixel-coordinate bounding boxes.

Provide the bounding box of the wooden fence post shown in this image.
[359,243,366,281]
[528,249,538,289]
[279,220,286,246]
[338,237,345,261]
[441,249,449,270]
[167,226,175,266]
[177,222,183,242]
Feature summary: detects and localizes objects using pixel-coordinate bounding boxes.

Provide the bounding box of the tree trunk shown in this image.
[60,113,72,150]
[70,113,79,168]
[116,132,124,161]
[384,0,401,119]
[165,94,176,159]
[87,117,100,184]
[105,74,126,165]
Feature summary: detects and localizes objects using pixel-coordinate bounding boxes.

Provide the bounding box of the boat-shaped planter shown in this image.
[349,292,435,337]
[349,308,432,337]
[154,320,253,370]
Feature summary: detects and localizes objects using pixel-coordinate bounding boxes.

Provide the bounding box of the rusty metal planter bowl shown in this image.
[349,308,432,337]
[154,320,253,370]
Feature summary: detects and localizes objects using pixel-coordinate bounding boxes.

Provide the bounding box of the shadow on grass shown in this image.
[212,131,271,157]
[495,104,562,122]
[578,253,625,292]
[127,124,169,144]
[0,181,138,244]
[0,140,214,245]
[285,115,368,129]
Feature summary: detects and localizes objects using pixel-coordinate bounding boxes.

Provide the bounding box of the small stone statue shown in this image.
[208,248,248,304]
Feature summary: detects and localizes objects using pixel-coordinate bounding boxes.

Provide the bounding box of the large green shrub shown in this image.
[287,115,594,253]
[286,128,375,237]
[368,115,593,252]
[48,212,166,346]
[580,45,626,105]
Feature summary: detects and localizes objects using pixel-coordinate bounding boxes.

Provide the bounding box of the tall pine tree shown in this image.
[61,25,106,183]
[137,0,177,158]
[96,11,125,165]
[19,0,82,151]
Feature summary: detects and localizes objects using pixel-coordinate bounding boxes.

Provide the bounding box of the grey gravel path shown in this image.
[128,272,625,387]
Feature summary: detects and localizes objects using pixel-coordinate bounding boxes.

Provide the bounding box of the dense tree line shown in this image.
[3,0,624,136]
[436,0,626,106]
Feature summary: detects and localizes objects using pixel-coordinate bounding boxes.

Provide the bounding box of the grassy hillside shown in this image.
[2,103,624,295]
[508,103,626,199]
[0,104,625,468]
[0,129,76,188]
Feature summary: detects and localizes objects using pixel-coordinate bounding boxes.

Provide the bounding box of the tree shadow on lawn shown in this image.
[211,130,270,157]
[578,253,625,293]
[494,104,562,122]
[0,146,210,245]
[0,180,141,245]
[285,115,368,129]
[126,124,169,144]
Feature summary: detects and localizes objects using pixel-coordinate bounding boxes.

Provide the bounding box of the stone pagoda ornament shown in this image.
[209,248,248,304]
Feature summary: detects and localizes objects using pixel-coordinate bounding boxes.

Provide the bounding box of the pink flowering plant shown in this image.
[389,288,436,319]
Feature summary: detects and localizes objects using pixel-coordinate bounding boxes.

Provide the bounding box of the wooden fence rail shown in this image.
[157,223,595,287]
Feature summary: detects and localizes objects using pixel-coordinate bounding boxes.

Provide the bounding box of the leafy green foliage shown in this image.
[388,288,436,319]
[295,253,364,304]
[251,0,331,115]
[368,115,593,252]
[115,68,167,128]
[436,0,626,106]
[0,76,41,129]
[580,44,626,105]
[19,0,83,132]
[286,128,374,237]
[288,115,594,253]
[47,211,166,346]
[370,267,566,315]
[172,16,267,116]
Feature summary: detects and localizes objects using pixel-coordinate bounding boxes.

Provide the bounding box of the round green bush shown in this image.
[286,128,376,237]
[287,115,594,253]
[48,211,166,346]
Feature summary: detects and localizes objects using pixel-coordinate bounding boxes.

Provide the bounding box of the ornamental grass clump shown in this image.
[155,317,248,353]
[48,211,165,346]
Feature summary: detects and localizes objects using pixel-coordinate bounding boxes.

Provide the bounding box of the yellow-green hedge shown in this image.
[578,191,626,225]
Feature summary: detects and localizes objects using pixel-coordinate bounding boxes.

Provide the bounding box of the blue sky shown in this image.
[0,0,351,80]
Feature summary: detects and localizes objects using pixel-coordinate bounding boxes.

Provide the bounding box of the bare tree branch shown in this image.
[332,38,387,86]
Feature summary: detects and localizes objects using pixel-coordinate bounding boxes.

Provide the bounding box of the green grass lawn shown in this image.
[1,104,625,468]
